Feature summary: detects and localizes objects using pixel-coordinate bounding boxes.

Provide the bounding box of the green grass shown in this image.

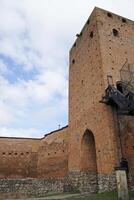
[66,192,118,200]
[65,190,134,200]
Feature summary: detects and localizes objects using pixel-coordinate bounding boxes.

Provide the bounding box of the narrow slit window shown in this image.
[113,29,119,37]
[107,12,112,18]
[122,18,127,23]
[72,59,75,64]
[90,31,93,38]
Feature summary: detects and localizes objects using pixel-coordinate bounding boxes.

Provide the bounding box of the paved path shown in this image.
[8,193,83,200]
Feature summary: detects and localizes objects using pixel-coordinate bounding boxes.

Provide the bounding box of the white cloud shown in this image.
[0,126,40,138]
[0,103,14,125]
[0,0,133,137]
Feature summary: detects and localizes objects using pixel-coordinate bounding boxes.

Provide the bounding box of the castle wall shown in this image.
[119,116,134,186]
[37,126,69,178]
[68,8,118,180]
[96,8,134,186]
[0,126,69,179]
[96,8,134,86]
[0,178,65,199]
[0,7,134,196]
[0,138,40,178]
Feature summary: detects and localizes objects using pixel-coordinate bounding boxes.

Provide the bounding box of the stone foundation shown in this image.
[0,178,65,199]
[98,172,117,192]
[68,171,98,193]
[0,172,118,199]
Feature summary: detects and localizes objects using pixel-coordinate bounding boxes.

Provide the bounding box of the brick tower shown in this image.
[68,7,134,192]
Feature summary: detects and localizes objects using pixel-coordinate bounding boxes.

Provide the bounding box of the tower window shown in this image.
[107,12,112,18]
[87,19,90,25]
[72,59,75,64]
[90,31,94,38]
[113,29,119,37]
[122,18,127,23]
[73,42,76,47]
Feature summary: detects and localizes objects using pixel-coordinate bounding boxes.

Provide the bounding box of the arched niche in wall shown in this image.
[81,129,97,172]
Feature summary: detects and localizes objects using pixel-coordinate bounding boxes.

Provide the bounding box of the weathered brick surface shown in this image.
[68,7,134,190]
[37,127,69,178]
[0,126,69,179]
[0,138,40,178]
[68,7,119,176]
[118,116,134,185]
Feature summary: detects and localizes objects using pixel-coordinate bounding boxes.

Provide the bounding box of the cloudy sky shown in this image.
[0,0,133,138]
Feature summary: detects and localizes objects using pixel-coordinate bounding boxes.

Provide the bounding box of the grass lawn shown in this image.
[66,192,118,200]
[66,191,134,200]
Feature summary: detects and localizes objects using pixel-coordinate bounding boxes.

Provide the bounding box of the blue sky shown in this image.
[0,0,134,138]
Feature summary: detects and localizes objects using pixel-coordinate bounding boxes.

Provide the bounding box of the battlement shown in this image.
[71,7,134,53]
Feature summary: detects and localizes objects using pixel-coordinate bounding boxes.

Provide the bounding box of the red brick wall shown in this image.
[0,126,69,179]
[37,127,69,178]
[0,138,40,178]
[68,8,118,174]
[96,8,134,182]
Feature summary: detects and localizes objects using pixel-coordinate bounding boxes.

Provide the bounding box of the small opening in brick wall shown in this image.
[63,150,65,152]
[48,153,50,155]
[21,153,24,156]
[14,152,17,155]
[26,152,29,155]
[113,29,119,37]
[107,12,112,18]
[9,152,12,155]
[122,18,127,23]
[2,152,5,155]
[132,146,134,150]
[72,59,75,64]
[55,152,56,154]
[90,31,93,38]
